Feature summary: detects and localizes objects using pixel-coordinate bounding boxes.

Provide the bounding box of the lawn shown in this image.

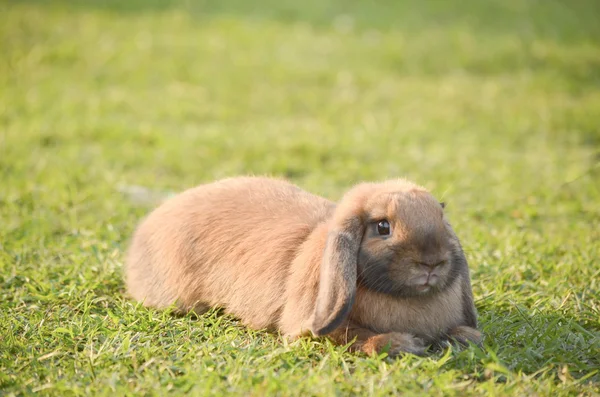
[1,0,599,395]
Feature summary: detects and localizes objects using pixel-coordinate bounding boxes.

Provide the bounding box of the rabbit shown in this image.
[125,176,481,356]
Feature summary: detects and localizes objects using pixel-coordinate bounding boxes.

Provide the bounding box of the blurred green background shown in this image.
[1,0,599,395]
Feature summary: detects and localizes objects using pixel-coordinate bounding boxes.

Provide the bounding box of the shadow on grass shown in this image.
[476,301,600,384]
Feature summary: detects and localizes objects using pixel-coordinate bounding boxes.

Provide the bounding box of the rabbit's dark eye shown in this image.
[377,220,391,236]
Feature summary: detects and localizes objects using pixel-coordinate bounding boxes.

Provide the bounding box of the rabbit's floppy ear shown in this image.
[310,186,369,336]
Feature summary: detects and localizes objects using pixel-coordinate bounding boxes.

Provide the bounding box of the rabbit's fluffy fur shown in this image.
[126,177,481,355]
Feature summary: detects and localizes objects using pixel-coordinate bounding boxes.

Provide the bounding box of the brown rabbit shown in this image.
[125,177,481,356]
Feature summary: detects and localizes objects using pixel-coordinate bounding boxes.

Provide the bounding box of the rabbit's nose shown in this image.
[419,259,447,270]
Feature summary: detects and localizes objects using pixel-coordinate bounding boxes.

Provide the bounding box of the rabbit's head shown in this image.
[311,180,466,336]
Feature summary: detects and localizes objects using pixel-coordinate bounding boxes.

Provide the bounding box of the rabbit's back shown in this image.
[125,177,332,329]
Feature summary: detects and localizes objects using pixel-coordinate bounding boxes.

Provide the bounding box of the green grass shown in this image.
[1,0,599,395]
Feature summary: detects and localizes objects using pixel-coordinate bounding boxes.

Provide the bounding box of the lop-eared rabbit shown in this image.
[126,177,481,355]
